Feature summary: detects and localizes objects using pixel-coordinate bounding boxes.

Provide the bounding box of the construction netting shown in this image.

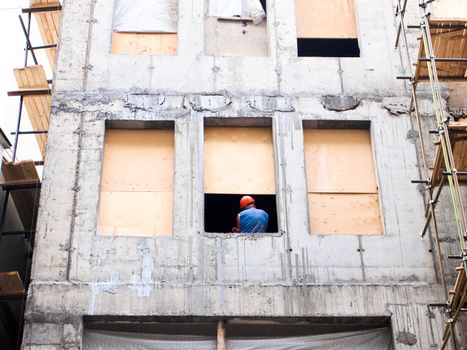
[83,328,392,350]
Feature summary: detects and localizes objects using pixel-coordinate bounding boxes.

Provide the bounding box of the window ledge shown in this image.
[203,231,282,239]
[216,16,254,22]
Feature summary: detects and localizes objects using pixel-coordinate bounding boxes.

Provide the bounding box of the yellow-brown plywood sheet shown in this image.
[308,193,382,235]
[303,129,378,193]
[304,129,382,235]
[0,272,24,296]
[13,65,50,159]
[112,33,177,55]
[204,127,275,194]
[99,129,174,237]
[99,191,173,237]
[295,0,357,39]
[416,20,467,81]
[30,1,62,69]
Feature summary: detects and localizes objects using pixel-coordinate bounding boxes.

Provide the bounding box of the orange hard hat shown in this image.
[240,195,255,209]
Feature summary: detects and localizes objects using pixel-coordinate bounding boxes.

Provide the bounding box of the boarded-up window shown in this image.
[111,0,178,55]
[304,129,382,234]
[295,0,360,57]
[99,129,174,237]
[204,126,277,233]
[205,0,268,57]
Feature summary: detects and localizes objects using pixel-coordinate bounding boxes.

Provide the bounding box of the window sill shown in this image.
[216,16,254,22]
[203,231,282,239]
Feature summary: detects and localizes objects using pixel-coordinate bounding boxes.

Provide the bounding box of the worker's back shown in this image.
[239,207,268,233]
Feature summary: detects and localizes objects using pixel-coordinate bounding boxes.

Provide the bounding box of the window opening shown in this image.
[296,0,360,57]
[98,122,174,237]
[111,0,178,55]
[205,194,278,233]
[303,123,382,235]
[204,124,277,233]
[205,0,268,57]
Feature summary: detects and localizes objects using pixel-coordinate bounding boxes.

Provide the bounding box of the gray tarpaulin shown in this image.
[83,328,392,350]
[112,0,178,33]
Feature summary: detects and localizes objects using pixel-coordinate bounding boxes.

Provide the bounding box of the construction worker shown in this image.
[232,195,269,234]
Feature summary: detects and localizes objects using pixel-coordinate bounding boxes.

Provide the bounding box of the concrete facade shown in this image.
[22,0,464,349]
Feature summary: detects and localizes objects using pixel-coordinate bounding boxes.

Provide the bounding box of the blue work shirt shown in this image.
[239,207,269,233]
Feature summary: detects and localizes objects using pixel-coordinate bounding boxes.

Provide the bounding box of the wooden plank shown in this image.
[204,127,275,194]
[98,191,173,237]
[296,0,357,39]
[1,160,39,183]
[1,160,40,230]
[303,129,378,193]
[308,193,383,235]
[31,1,61,69]
[112,32,177,55]
[416,20,467,81]
[13,65,51,159]
[217,320,226,350]
[0,272,24,296]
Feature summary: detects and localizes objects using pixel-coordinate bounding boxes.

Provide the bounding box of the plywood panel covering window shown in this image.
[295,0,360,57]
[304,129,382,234]
[204,127,275,194]
[111,0,178,55]
[99,129,174,237]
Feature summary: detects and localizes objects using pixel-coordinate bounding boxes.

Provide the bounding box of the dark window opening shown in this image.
[297,38,360,57]
[204,194,278,233]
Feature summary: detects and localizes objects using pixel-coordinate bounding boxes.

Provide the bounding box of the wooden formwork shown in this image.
[13,65,51,160]
[29,0,62,69]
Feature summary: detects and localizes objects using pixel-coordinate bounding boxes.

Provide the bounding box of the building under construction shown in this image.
[0,0,465,349]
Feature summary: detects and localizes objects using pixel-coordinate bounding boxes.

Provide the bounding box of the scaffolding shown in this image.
[394,0,466,349]
[0,1,61,349]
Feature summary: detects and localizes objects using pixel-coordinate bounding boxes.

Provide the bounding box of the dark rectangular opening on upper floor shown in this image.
[297,38,360,57]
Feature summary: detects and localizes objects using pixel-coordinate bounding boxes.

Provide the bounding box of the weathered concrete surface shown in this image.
[23,0,464,349]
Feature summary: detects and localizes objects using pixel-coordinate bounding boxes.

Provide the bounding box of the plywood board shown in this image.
[99,191,173,236]
[99,129,174,237]
[296,0,357,39]
[204,127,275,194]
[0,160,40,230]
[308,193,382,235]
[30,1,62,69]
[0,272,24,296]
[13,65,51,159]
[101,130,174,192]
[303,129,378,193]
[204,17,268,57]
[430,121,467,186]
[1,160,39,185]
[112,32,177,55]
[416,20,467,81]
[431,0,467,21]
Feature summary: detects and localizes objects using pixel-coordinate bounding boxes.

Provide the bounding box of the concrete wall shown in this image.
[22,0,462,349]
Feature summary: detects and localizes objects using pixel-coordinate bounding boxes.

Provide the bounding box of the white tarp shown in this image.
[112,0,178,33]
[83,328,392,350]
[209,0,266,24]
